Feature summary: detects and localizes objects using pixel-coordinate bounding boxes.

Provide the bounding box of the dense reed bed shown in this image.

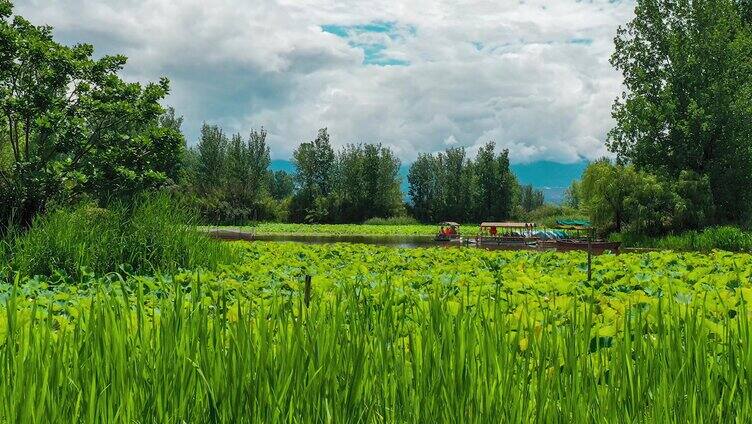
[1,241,751,422]
[1,276,751,423]
[5,194,238,279]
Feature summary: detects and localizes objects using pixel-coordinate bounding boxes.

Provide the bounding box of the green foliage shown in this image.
[186,124,275,224]
[268,170,294,200]
[0,5,184,230]
[241,222,440,236]
[290,128,336,222]
[8,194,237,279]
[579,160,717,236]
[2,243,752,421]
[335,143,403,223]
[517,184,545,214]
[362,215,420,225]
[408,143,516,223]
[288,129,405,224]
[608,0,752,224]
[473,142,516,221]
[580,159,637,233]
[563,180,581,209]
[616,226,752,252]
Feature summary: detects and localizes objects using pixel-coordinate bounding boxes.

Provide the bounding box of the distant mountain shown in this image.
[270,159,587,204]
[510,161,588,190]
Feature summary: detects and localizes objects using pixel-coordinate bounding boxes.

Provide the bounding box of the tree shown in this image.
[623,172,678,236]
[336,143,402,222]
[563,180,581,209]
[0,4,183,230]
[290,128,335,222]
[407,153,438,222]
[608,0,752,224]
[195,124,227,194]
[473,141,514,221]
[518,184,545,213]
[672,170,714,230]
[269,170,294,200]
[579,159,638,233]
[440,147,473,222]
[224,128,270,208]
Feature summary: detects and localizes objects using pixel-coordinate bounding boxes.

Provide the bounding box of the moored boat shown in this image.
[435,222,462,242]
[476,222,538,246]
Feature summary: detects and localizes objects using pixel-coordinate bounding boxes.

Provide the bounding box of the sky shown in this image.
[16,0,635,164]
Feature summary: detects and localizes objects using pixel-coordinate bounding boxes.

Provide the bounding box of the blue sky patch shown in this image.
[322,21,412,66]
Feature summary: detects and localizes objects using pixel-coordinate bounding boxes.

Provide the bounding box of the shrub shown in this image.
[9,193,238,279]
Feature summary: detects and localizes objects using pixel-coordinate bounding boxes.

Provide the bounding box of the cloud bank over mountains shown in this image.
[17,0,634,163]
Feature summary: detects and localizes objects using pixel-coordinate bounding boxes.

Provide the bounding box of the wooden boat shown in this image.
[476,222,538,246]
[435,222,462,242]
[555,239,621,254]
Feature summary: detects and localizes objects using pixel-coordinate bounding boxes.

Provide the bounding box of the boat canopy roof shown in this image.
[556,219,592,230]
[480,222,536,228]
[439,221,460,227]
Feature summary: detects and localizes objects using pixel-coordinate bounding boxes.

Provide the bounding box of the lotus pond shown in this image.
[2,242,752,422]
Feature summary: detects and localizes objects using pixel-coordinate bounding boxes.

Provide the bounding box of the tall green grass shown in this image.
[615,226,752,252]
[8,194,238,279]
[1,278,750,423]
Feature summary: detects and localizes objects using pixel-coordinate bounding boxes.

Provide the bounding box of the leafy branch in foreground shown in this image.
[0,3,184,231]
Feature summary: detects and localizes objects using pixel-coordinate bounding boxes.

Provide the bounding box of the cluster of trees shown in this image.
[566,159,714,236]
[602,0,752,231]
[182,124,282,223]
[407,142,543,223]
[0,3,183,233]
[288,129,403,223]
[182,127,404,224]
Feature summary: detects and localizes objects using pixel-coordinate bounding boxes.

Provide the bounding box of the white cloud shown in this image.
[15,0,634,163]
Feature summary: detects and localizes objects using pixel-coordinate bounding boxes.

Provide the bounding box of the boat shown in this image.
[477,222,538,246]
[555,239,621,254]
[435,222,462,242]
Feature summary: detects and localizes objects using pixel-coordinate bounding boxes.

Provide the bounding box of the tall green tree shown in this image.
[195,124,228,194]
[579,159,638,233]
[225,128,270,208]
[518,184,545,214]
[0,3,183,229]
[608,0,752,223]
[269,170,294,200]
[407,153,439,222]
[440,147,473,222]
[336,143,402,222]
[407,144,516,223]
[290,128,336,222]
[473,142,514,221]
[563,180,582,209]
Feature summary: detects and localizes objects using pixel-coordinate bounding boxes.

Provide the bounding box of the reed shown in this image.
[8,193,238,279]
[0,276,750,423]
